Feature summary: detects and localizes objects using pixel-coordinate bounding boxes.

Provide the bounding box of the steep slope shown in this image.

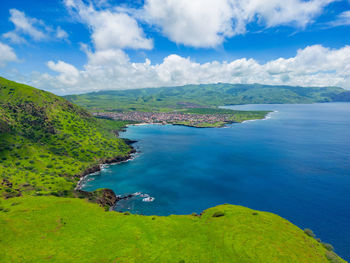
[65,83,346,111]
[0,77,132,198]
[0,196,346,263]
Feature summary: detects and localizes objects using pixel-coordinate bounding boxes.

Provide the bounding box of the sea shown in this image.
[82,103,350,260]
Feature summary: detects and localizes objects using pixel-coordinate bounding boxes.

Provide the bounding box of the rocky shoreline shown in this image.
[74,140,137,209]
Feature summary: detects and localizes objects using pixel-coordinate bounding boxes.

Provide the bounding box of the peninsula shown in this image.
[93,108,270,128]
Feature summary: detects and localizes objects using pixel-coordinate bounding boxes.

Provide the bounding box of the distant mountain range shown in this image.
[65,83,350,112]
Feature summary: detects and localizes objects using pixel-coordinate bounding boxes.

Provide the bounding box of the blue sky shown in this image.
[0,0,350,94]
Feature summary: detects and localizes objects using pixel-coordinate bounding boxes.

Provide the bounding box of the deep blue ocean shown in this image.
[82,103,350,260]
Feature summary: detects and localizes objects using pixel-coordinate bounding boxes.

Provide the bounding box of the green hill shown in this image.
[0,77,133,198]
[0,196,346,263]
[65,83,347,112]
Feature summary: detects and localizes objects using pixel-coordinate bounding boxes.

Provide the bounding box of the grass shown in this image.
[0,196,346,263]
[0,77,132,197]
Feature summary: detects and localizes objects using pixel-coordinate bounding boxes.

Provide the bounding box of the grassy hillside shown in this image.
[0,77,132,198]
[65,83,346,112]
[0,196,345,263]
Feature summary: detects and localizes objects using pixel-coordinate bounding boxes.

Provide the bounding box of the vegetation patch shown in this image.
[212,211,225,217]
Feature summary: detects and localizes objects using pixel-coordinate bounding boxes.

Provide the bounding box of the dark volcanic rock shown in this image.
[75,188,118,208]
[96,188,118,207]
[122,138,138,145]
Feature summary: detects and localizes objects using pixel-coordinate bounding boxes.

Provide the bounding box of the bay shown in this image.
[82,103,350,259]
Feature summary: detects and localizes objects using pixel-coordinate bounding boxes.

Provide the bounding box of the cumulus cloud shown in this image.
[47,60,79,85]
[64,0,153,50]
[143,0,235,47]
[0,41,18,67]
[143,0,335,47]
[2,9,69,43]
[40,44,350,94]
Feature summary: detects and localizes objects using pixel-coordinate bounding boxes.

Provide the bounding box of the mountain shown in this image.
[65,83,347,111]
[0,77,132,198]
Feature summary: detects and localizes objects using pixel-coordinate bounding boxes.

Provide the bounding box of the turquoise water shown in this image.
[83,103,350,259]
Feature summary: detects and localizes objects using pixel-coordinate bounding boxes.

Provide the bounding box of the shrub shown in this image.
[322,243,334,251]
[123,211,131,215]
[252,212,258,215]
[47,164,53,168]
[325,251,342,263]
[104,205,109,212]
[304,228,316,238]
[212,211,225,217]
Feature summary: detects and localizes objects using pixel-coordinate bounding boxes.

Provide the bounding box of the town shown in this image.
[93,111,236,127]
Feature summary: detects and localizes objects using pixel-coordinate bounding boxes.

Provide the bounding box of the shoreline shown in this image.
[241,110,277,123]
[75,148,137,191]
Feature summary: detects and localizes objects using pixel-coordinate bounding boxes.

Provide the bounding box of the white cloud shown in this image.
[2,31,26,44]
[40,44,350,94]
[62,0,335,50]
[56,27,69,39]
[64,0,153,50]
[329,10,350,27]
[0,41,18,67]
[143,0,335,47]
[143,0,235,47]
[47,60,79,85]
[3,9,69,43]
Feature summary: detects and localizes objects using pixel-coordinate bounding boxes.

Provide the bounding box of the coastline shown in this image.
[75,148,136,191]
[241,110,277,123]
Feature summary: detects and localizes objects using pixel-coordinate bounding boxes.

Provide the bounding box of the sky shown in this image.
[0,0,350,95]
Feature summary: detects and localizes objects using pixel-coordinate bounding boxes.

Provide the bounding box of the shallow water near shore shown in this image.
[82,103,350,260]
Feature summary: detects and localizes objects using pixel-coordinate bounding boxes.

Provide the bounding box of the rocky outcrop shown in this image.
[122,138,138,145]
[76,188,118,208]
